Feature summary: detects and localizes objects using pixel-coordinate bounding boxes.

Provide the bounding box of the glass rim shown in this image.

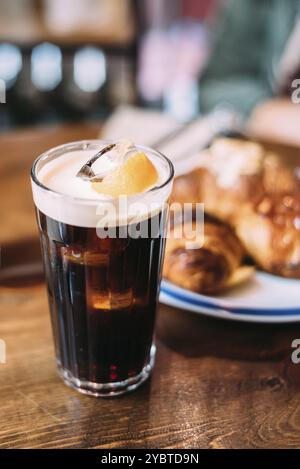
[31,139,174,204]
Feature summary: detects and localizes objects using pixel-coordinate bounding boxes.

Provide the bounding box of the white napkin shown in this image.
[101,105,180,147]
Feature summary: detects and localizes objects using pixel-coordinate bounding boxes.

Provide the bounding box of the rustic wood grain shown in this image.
[1,125,300,449]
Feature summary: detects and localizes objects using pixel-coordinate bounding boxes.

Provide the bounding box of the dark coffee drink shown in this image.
[37,209,166,386]
[31,141,173,396]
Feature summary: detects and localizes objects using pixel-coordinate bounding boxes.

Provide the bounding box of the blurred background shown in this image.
[0,0,214,130]
[0,0,299,147]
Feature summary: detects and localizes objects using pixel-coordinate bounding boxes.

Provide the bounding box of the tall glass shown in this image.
[31,141,174,397]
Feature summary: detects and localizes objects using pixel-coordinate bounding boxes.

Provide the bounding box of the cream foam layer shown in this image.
[32,147,172,228]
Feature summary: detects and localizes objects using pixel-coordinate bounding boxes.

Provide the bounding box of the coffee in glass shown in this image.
[31,141,174,396]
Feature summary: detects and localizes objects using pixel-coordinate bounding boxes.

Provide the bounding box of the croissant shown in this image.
[163,214,252,294]
[235,192,300,278]
[170,168,203,206]
[171,169,261,225]
[169,137,300,280]
[171,138,298,224]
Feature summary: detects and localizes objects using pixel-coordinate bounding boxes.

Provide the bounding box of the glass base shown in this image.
[57,345,156,397]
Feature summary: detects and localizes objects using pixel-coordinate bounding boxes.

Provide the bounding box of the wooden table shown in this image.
[1,124,300,449]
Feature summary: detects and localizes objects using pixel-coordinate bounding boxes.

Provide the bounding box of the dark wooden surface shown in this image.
[1,124,300,449]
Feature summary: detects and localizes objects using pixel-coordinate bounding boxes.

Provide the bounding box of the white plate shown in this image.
[160,273,300,323]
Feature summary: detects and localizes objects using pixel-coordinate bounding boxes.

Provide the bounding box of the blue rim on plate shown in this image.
[161,278,300,317]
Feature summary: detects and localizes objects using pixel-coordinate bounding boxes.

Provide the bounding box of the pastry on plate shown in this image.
[235,191,300,278]
[163,214,254,294]
[171,138,265,222]
[168,137,300,281]
[171,138,298,224]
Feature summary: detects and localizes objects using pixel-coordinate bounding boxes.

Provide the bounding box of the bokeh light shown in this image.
[73,47,106,92]
[0,43,22,88]
[31,43,62,91]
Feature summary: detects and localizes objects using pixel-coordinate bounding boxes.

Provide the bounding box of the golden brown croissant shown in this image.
[170,168,203,206]
[171,138,298,224]
[235,192,300,278]
[163,215,252,294]
[169,137,300,279]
